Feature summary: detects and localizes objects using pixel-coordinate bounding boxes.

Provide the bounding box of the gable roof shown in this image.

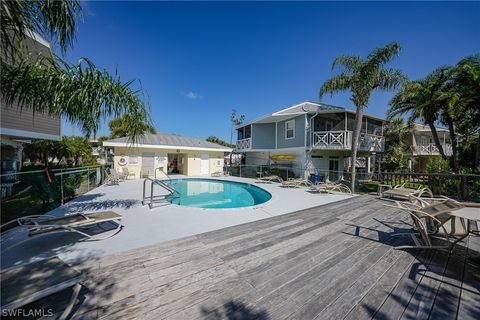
[102,132,232,151]
[240,101,385,127]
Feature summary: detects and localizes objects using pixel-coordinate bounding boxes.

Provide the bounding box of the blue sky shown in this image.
[61,1,479,141]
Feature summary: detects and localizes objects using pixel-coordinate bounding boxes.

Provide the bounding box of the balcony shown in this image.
[312,131,384,152]
[412,143,453,156]
[235,137,252,151]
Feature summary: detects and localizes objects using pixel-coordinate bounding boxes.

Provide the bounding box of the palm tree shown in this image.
[1,0,151,142]
[319,43,405,192]
[108,115,156,139]
[388,67,451,161]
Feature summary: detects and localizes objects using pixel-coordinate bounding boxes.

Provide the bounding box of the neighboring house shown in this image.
[0,32,61,175]
[235,101,385,180]
[102,132,232,177]
[406,124,453,172]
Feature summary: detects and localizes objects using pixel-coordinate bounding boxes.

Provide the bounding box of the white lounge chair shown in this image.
[256,175,284,183]
[380,184,433,201]
[309,183,352,194]
[388,198,467,251]
[104,169,120,185]
[1,211,123,251]
[1,257,83,320]
[211,171,230,177]
[281,178,312,188]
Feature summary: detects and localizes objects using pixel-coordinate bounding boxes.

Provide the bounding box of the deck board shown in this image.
[27,195,479,320]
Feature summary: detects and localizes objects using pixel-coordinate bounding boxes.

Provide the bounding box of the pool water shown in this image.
[163,178,272,208]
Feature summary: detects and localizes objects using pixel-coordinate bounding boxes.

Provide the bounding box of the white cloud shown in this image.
[183,90,202,100]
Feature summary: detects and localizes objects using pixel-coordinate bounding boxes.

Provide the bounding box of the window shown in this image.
[285,120,295,139]
[129,155,138,164]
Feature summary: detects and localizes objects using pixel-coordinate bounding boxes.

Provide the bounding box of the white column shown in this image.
[367,156,371,173]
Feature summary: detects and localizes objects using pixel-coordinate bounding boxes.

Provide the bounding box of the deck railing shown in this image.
[379,172,480,201]
[312,131,384,152]
[412,143,453,156]
[235,137,252,151]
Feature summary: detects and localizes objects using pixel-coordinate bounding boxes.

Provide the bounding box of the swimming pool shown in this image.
[163,178,272,208]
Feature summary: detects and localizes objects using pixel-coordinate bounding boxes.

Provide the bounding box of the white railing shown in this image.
[414,143,453,156]
[312,131,349,149]
[359,133,384,152]
[312,131,384,152]
[236,138,252,151]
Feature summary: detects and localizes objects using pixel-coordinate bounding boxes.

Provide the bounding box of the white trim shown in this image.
[242,146,306,152]
[102,141,232,152]
[0,128,61,141]
[285,119,295,140]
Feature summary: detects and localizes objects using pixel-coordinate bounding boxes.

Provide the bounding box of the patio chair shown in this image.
[122,167,136,180]
[310,183,352,194]
[1,211,123,251]
[104,169,120,185]
[380,184,433,201]
[211,171,230,177]
[388,199,466,251]
[256,175,284,183]
[281,178,312,188]
[1,256,83,320]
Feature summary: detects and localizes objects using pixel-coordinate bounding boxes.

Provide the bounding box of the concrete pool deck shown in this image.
[1,176,354,269]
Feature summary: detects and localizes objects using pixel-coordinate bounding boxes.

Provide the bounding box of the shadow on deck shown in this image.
[14,196,480,319]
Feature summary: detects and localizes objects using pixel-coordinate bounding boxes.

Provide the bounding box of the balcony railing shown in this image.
[312,131,384,152]
[235,137,252,151]
[413,143,453,156]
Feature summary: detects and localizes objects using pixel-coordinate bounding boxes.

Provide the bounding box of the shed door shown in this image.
[142,152,155,177]
[200,154,210,175]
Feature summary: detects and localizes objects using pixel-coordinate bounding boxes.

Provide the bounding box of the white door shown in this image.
[200,154,210,175]
[142,152,155,177]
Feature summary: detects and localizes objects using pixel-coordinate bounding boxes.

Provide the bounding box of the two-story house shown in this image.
[406,124,452,172]
[1,32,61,174]
[235,101,385,180]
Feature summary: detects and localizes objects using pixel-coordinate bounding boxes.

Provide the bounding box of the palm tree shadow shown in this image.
[201,300,269,320]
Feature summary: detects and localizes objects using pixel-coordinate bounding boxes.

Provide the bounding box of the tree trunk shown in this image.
[427,122,447,159]
[446,119,459,172]
[475,133,480,168]
[350,106,364,193]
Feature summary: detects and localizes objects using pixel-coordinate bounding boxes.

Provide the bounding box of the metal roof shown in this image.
[103,132,232,151]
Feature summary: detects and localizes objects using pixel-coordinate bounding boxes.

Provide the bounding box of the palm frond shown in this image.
[331,55,363,73]
[319,73,353,99]
[1,55,150,143]
[366,42,402,69]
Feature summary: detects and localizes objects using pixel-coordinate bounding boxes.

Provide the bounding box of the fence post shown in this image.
[87,168,90,192]
[60,169,64,206]
[460,175,467,200]
[239,165,242,177]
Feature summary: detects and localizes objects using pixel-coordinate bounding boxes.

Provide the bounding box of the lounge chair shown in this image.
[256,175,284,183]
[281,178,312,188]
[104,169,120,185]
[1,211,123,251]
[1,256,83,320]
[211,171,230,177]
[388,199,466,251]
[380,184,433,201]
[309,183,352,194]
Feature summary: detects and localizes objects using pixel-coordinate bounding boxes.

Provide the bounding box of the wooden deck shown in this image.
[37,196,480,319]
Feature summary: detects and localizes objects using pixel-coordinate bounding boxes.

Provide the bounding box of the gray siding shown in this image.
[251,123,275,149]
[277,115,305,149]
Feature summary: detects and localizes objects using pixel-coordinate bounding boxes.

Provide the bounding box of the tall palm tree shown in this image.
[319,43,405,192]
[1,0,151,142]
[388,67,451,161]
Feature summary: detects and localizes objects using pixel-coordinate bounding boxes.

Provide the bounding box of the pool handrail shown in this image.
[142,177,181,209]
